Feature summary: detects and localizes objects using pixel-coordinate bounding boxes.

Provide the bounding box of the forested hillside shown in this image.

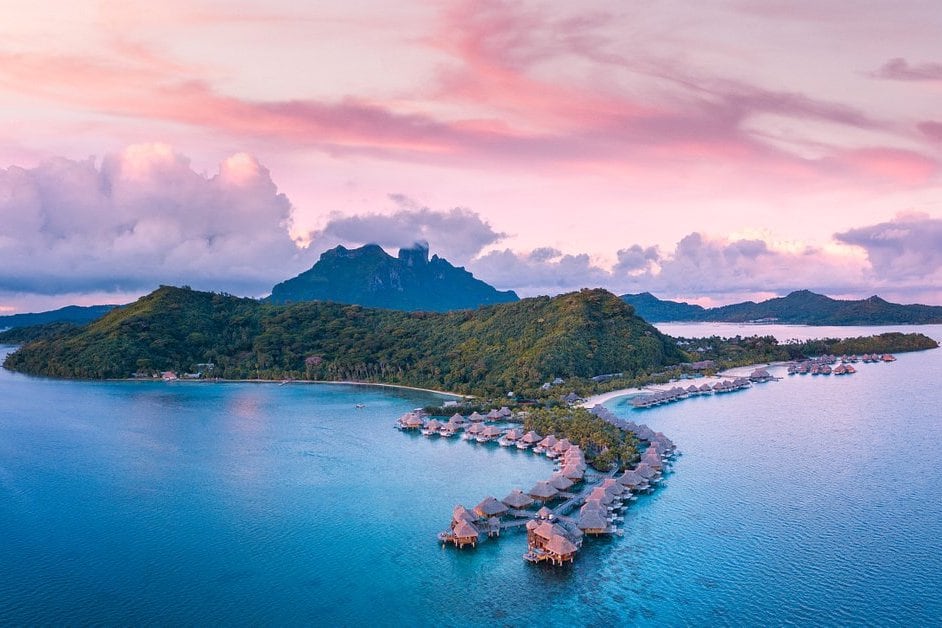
[3,286,685,396]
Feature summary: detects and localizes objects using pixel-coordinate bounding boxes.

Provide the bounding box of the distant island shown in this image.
[268,242,519,312]
[0,304,117,330]
[622,290,942,325]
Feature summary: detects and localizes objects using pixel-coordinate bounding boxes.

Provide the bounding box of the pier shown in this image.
[408,404,678,567]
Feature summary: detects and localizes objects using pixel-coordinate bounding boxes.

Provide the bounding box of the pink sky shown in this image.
[1,0,941,313]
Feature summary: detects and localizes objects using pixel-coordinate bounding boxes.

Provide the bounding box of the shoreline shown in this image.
[122,376,471,399]
[579,360,792,408]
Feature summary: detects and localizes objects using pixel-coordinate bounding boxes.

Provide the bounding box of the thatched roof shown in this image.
[588,488,614,504]
[578,511,609,531]
[634,462,656,479]
[601,479,625,495]
[498,406,512,417]
[528,481,559,499]
[539,435,558,448]
[537,506,554,519]
[425,419,442,430]
[453,520,479,539]
[474,496,509,518]
[544,534,578,556]
[503,428,522,440]
[449,413,466,424]
[617,470,644,487]
[521,431,542,444]
[486,409,502,420]
[403,415,424,427]
[501,489,534,509]
[468,412,485,422]
[466,422,484,434]
[480,425,502,438]
[453,505,478,525]
[532,521,569,541]
[553,438,572,453]
[561,466,585,480]
[548,474,574,490]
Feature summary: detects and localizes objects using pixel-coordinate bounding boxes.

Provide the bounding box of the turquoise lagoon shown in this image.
[1,324,941,625]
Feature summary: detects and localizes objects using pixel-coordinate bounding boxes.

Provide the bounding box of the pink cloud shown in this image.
[827,148,938,185]
[873,58,942,82]
[918,121,942,143]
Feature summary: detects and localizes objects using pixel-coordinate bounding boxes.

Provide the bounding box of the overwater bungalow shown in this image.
[450,520,480,548]
[699,383,713,393]
[398,412,425,430]
[464,422,485,440]
[439,423,457,438]
[448,413,467,426]
[502,489,534,510]
[561,465,585,481]
[548,473,574,491]
[535,435,558,454]
[749,368,773,382]
[634,462,658,481]
[526,520,572,548]
[528,481,559,502]
[474,496,509,519]
[486,409,502,420]
[421,419,443,437]
[453,505,479,525]
[543,534,578,565]
[552,438,573,456]
[642,453,664,471]
[498,428,522,447]
[468,411,485,423]
[498,406,513,418]
[600,478,626,496]
[536,506,555,520]
[578,510,611,535]
[587,487,615,506]
[617,469,647,491]
[478,425,503,443]
[517,430,542,450]
[882,353,896,362]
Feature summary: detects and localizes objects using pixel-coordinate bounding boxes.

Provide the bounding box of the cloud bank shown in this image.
[0,144,307,301]
[309,195,505,264]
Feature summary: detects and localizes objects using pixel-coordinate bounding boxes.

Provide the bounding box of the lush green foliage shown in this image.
[0,322,82,344]
[268,243,518,311]
[676,333,937,372]
[522,407,639,471]
[623,290,942,325]
[4,285,685,396]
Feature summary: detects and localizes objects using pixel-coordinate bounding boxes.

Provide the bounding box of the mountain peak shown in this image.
[397,241,429,266]
[269,242,518,311]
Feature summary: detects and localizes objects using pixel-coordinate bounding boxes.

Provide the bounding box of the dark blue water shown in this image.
[2,325,941,625]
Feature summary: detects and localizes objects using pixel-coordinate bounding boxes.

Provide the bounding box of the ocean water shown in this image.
[1,325,941,626]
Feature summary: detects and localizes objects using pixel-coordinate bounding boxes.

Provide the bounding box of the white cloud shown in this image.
[0,144,309,299]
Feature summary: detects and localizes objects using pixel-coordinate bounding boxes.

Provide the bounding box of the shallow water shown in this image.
[2,327,941,625]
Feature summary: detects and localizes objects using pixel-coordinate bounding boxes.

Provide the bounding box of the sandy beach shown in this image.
[579,361,792,408]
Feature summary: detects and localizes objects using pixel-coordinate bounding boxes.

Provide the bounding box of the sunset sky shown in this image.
[2,0,941,313]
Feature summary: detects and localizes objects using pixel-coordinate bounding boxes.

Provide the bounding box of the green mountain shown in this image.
[0,304,117,330]
[622,290,942,325]
[620,292,706,323]
[268,242,518,311]
[3,286,685,396]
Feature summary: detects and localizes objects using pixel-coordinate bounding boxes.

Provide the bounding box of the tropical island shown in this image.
[622,290,942,325]
[2,284,936,399]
